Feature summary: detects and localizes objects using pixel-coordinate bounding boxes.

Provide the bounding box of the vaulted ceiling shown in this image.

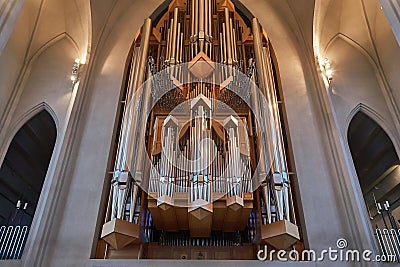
[6,0,398,89]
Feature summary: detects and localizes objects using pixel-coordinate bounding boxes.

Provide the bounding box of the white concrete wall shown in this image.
[33,1,164,266]
[11,38,77,130]
[326,37,396,138]
[379,0,400,45]
[0,0,90,159]
[0,0,26,55]
[314,0,400,263]
[373,3,400,111]
[0,0,40,132]
[0,1,88,266]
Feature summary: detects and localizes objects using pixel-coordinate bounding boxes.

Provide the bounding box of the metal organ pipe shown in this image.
[252,17,295,224]
[199,0,204,33]
[208,0,212,37]
[207,0,212,57]
[194,0,198,40]
[179,32,183,63]
[227,129,232,196]
[230,18,235,62]
[222,25,227,63]
[166,28,171,62]
[191,0,195,37]
[262,46,296,223]
[125,19,152,215]
[204,0,208,37]
[171,8,178,63]
[252,19,276,223]
[196,107,201,176]
[231,20,237,63]
[263,46,285,170]
[255,26,281,179]
[132,62,153,186]
[176,23,181,63]
[254,21,282,221]
[248,59,268,185]
[224,8,232,64]
[259,43,285,221]
[129,185,139,222]
[109,19,152,221]
[251,18,275,168]
[103,3,303,253]
[220,33,224,63]
[113,46,139,179]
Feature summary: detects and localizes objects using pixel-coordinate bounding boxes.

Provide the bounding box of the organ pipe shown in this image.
[252,17,295,224]
[224,8,232,64]
[191,0,195,39]
[199,0,204,33]
[208,0,212,38]
[194,0,198,38]
[102,0,301,254]
[109,18,152,221]
[222,24,227,63]
[171,8,178,63]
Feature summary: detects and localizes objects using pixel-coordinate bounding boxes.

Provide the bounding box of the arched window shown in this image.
[0,110,56,259]
[348,111,400,230]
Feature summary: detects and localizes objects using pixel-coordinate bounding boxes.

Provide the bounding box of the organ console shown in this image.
[99,0,303,260]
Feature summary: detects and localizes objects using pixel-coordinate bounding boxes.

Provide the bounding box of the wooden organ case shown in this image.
[98,0,304,260]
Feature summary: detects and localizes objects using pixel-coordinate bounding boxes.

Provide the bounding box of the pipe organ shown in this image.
[99,0,303,260]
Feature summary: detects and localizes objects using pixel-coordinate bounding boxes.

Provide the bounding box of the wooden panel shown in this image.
[149,193,254,233]
[146,244,255,260]
[212,200,227,230]
[160,205,179,231]
[107,243,141,259]
[174,206,189,230]
[222,207,241,232]
[189,211,212,237]
[148,198,163,229]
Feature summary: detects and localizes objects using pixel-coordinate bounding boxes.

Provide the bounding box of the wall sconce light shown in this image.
[320,58,333,82]
[71,58,81,84]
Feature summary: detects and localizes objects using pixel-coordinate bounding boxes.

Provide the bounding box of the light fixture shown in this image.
[320,58,333,82]
[325,62,331,69]
[71,58,81,84]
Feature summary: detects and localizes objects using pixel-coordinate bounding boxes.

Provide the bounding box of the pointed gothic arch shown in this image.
[0,110,57,227]
[347,110,400,229]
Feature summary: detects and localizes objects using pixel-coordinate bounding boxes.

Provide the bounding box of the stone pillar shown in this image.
[379,0,400,45]
[0,0,26,55]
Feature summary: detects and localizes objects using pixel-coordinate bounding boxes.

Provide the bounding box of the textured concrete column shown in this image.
[379,0,400,45]
[0,0,26,55]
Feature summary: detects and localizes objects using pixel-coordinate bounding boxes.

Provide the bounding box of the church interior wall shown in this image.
[0,0,399,266]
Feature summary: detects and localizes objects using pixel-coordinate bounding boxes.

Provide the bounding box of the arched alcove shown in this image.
[0,110,56,227]
[348,111,400,229]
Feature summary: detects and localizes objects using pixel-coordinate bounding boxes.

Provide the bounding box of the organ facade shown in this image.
[98,0,302,260]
